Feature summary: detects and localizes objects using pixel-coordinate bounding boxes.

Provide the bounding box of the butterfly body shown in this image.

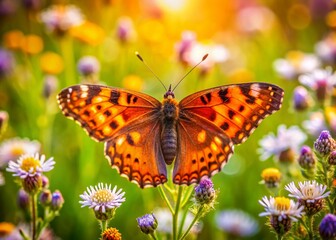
[58,82,284,188]
[161,93,179,165]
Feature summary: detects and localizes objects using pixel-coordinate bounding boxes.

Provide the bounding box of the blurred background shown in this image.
[0,0,335,239]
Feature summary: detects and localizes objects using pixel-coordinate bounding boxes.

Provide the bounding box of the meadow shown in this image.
[0,0,335,239]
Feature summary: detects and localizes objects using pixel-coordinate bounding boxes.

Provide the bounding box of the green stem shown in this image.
[149,232,158,240]
[31,194,37,240]
[100,220,108,233]
[307,216,314,240]
[158,185,174,214]
[276,233,283,240]
[179,206,204,240]
[173,186,183,240]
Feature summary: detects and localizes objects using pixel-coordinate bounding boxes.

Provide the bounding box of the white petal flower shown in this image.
[0,138,40,168]
[216,210,259,237]
[6,153,55,178]
[299,67,336,90]
[259,196,304,222]
[285,181,330,203]
[79,183,125,213]
[258,125,307,160]
[273,51,320,79]
[40,5,84,33]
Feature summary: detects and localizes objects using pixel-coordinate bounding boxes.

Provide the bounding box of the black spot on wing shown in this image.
[218,88,230,103]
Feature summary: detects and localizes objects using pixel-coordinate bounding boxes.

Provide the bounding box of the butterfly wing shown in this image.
[174,82,283,184]
[174,114,234,185]
[104,117,167,188]
[57,84,167,188]
[57,84,162,141]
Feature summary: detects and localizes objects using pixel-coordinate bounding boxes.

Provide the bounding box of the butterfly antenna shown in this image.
[135,52,167,91]
[172,54,208,92]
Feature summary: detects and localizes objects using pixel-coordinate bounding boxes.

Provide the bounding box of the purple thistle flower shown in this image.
[314,130,336,156]
[194,178,216,205]
[298,145,316,170]
[137,213,158,234]
[77,56,100,76]
[319,214,336,240]
[293,86,311,111]
[0,48,14,78]
[51,190,64,211]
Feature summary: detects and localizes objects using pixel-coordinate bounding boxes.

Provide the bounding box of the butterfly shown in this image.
[57,82,284,188]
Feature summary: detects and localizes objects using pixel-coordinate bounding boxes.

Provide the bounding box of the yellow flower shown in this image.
[326,10,336,28]
[261,168,281,188]
[3,30,24,50]
[40,52,64,74]
[122,75,144,92]
[20,34,44,55]
[71,21,105,46]
[0,222,15,237]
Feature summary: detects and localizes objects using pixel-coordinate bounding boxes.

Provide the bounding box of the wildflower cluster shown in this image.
[258,129,336,239]
[0,137,63,240]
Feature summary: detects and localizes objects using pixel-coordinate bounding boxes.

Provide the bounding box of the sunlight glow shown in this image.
[158,0,187,11]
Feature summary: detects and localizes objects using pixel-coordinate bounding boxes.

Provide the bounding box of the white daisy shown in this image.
[299,68,336,100]
[79,183,125,214]
[315,32,336,64]
[6,153,55,179]
[285,181,330,215]
[40,5,84,34]
[216,210,259,237]
[259,196,304,222]
[258,125,307,161]
[0,138,40,168]
[285,181,330,202]
[273,51,321,80]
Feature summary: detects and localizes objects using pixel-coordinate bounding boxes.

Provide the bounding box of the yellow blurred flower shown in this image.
[20,34,44,55]
[71,21,105,46]
[0,222,15,237]
[228,69,254,83]
[138,19,165,43]
[287,4,311,30]
[3,30,24,50]
[40,52,64,74]
[326,10,336,28]
[122,75,143,92]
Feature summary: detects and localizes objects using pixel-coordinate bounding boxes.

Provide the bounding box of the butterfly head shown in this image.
[164,84,175,99]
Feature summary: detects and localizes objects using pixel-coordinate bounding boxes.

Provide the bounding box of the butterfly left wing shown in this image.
[57,84,167,188]
[173,82,284,185]
[104,116,167,188]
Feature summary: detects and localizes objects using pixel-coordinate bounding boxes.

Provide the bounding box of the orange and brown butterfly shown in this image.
[57,65,284,189]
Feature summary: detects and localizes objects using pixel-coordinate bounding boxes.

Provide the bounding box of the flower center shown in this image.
[10,146,24,157]
[92,189,115,204]
[302,185,315,198]
[21,157,41,172]
[286,50,304,68]
[275,197,291,211]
